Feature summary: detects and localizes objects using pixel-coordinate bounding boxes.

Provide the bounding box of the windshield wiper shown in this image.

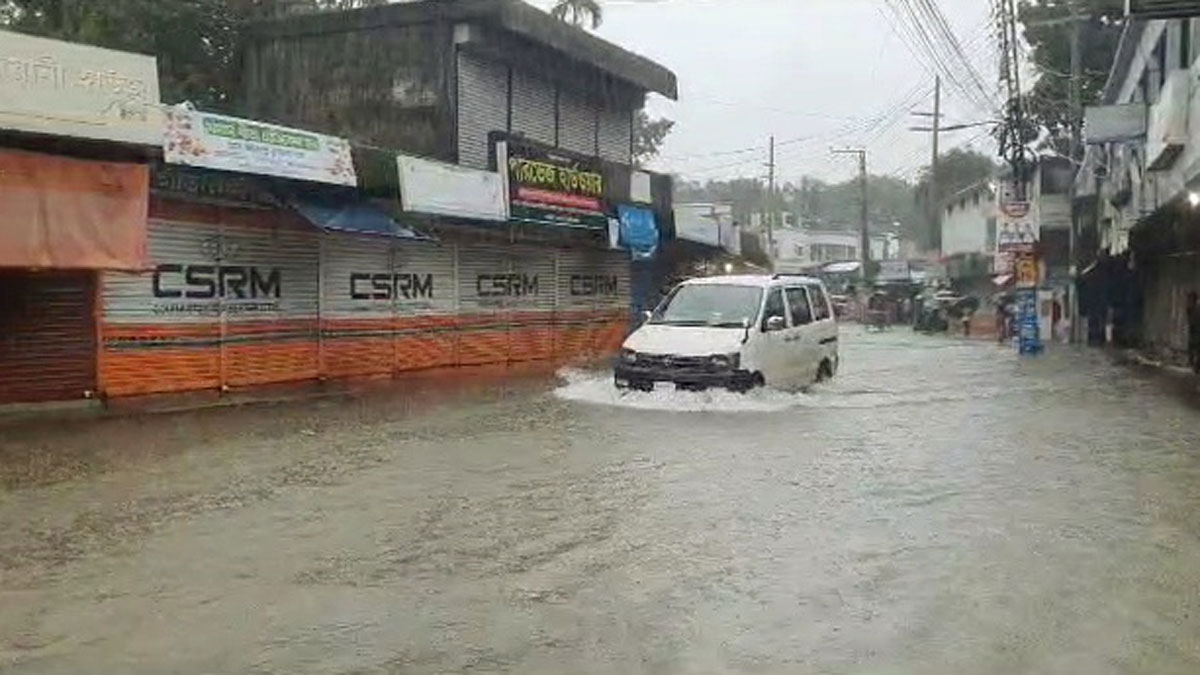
[707,321,747,328]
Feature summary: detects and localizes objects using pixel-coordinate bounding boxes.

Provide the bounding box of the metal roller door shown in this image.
[554,249,600,363]
[0,271,97,404]
[457,52,509,169]
[393,240,457,371]
[457,246,510,366]
[598,107,633,164]
[597,252,633,354]
[510,70,557,146]
[509,246,556,362]
[320,233,396,378]
[558,88,597,156]
[221,217,320,388]
[101,218,223,397]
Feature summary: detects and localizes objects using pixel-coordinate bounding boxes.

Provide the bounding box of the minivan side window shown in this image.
[808,284,831,321]
[785,288,813,326]
[762,289,787,331]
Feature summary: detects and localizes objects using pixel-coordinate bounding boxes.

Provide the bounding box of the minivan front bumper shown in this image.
[613,362,759,392]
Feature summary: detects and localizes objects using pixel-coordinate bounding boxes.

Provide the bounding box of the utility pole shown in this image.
[766,135,776,271]
[832,148,870,278]
[910,76,942,255]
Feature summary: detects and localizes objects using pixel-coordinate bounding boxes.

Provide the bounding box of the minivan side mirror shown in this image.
[641,310,653,322]
[765,315,787,332]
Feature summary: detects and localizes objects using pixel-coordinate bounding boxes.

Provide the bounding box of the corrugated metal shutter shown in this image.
[509,246,556,362]
[457,245,510,366]
[554,249,599,362]
[101,218,223,396]
[393,240,457,371]
[558,88,596,156]
[221,213,320,388]
[320,232,395,378]
[510,70,557,146]
[598,107,633,164]
[0,271,96,404]
[457,53,509,169]
[597,251,632,354]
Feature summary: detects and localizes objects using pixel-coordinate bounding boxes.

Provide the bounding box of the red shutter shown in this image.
[0,271,97,404]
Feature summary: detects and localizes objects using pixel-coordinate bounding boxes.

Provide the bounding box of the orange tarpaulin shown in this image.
[0,149,148,270]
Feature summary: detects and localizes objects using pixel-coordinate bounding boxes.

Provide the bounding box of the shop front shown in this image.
[0,149,149,404]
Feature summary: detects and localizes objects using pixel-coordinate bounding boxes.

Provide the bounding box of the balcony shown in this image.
[1146,69,1190,171]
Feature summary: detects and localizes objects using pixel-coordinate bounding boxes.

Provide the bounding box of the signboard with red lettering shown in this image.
[497,137,609,230]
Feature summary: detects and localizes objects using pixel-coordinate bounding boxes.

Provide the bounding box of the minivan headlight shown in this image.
[710,352,740,370]
[620,348,638,364]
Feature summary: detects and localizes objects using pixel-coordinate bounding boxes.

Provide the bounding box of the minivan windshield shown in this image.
[651,284,763,327]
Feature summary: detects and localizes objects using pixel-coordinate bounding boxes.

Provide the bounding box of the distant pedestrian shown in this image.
[1187,292,1200,373]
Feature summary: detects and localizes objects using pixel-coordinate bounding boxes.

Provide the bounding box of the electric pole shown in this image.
[766,135,776,271]
[910,76,942,255]
[931,75,941,255]
[832,148,870,277]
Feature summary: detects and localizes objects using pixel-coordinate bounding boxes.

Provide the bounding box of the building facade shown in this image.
[1079,17,1200,356]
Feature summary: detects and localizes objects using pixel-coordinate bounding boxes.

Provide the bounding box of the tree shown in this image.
[1015,0,1124,156]
[632,110,674,167]
[550,0,602,29]
[914,147,998,248]
[0,0,384,111]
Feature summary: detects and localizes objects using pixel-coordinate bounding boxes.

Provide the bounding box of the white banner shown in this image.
[0,30,162,145]
[397,154,506,221]
[163,108,356,186]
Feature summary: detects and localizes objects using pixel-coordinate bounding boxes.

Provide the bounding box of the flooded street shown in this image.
[3,328,1200,674]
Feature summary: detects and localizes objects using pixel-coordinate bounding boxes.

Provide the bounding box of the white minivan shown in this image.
[614,274,839,392]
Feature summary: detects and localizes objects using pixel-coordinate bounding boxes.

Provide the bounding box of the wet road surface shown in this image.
[3,329,1200,673]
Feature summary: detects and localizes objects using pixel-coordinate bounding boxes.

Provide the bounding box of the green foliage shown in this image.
[1016,0,1124,156]
[633,110,674,167]
[0,0,384,110]
[550,0,602,29]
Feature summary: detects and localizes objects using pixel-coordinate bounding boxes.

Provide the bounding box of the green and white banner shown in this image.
[163,108,357,186]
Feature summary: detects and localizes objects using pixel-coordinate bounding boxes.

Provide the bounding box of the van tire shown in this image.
[816,360,834,383]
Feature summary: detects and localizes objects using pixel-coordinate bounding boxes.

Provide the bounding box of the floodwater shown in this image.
[3,328,1200,674]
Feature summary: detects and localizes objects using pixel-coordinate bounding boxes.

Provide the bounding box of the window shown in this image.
[785,287,813,326]
[986,217,997,251]
[762,288,787,331]
[808,285,831,321]
[653,284,763,328]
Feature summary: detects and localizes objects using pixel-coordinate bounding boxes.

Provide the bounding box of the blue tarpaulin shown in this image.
[618,205,659,261]
[291,199,433,240]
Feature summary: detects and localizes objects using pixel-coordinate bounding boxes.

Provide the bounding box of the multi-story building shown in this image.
[1078,14,1200,355]
[242,0,675,173]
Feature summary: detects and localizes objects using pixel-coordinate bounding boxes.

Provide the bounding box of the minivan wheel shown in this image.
[816,360,834,383]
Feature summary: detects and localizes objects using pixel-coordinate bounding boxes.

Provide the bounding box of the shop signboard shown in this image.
[497,137,609,230]
[163,108,357,186]
[397,154,506,221]
[998,201,1037,253]
[0,30,162,144]
[1013,252,1039,288]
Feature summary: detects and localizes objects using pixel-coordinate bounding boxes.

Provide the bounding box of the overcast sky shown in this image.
[529,0,1000,185]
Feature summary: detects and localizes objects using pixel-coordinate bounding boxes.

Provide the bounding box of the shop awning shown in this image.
[0,149,149,270]
[291,199,434,240]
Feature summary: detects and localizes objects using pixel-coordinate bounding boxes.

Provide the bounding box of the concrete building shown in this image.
[942,181,997,260]
[242,0,677,171]
[1077,16,1200,356]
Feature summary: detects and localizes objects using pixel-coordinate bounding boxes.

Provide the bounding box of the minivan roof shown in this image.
[682,274,823,288]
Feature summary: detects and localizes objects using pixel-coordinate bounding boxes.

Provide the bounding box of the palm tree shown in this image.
[550,0,602,29]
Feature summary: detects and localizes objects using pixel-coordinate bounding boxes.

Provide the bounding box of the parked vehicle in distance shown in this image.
[614,274,839,393]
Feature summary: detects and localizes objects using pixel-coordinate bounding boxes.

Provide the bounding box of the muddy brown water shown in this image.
[2,328,1200,674]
